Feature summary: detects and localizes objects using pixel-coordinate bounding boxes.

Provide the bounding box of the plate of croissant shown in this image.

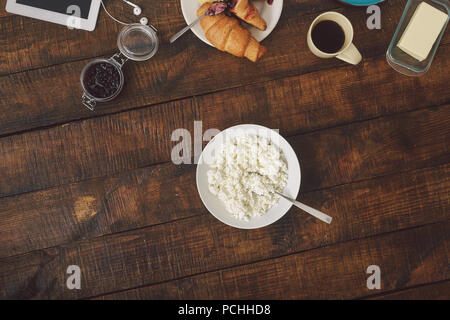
[181,0,283,62]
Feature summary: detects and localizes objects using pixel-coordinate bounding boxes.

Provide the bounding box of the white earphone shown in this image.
[101,0,149,26]
[122,0,142,16]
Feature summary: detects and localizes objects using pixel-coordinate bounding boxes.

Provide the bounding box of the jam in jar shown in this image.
[82,61,122,99]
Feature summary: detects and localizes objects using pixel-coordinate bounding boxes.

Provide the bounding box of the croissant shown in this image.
[197,4,266,62]
[230,0,267,31]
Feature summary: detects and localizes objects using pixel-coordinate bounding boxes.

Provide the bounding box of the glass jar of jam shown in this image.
[81,23,159,111]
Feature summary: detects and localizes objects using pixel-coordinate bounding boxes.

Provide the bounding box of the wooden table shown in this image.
[0,0,449,300]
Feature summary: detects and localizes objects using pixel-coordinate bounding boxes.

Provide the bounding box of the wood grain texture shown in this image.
[93,222,449,299]
[1,0,449,301]
[0,0,394,75]
[0,57,449,198]
[0,163,448,299]
[2,0,448,136]
[0,123,449,260]
[0,163,202,258]
[0,0,406,75]
[369,280,450,300]
[0,0,12,18]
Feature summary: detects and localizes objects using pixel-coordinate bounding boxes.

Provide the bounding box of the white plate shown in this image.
[196,124,301,229]
[181,0,284,46]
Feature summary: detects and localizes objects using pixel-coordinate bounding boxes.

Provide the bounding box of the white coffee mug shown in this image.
[307,11,362,65]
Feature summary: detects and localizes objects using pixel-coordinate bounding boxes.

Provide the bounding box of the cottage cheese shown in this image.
[207,134,288,221]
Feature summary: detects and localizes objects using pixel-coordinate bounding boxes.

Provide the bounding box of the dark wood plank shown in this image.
[1,0,449,300]
[0,0,146,74]
[368,280,450,300]
[0,0,390,75]
[0,163,448,299]
[0,0,12,18]
[0,163,202,258]
[1,55,449,198]
[95,222,449,300]
[3,0,448,136]
[0,122,449,260]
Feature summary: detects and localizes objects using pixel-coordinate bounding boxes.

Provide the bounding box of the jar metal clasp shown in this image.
[111,52,128,69]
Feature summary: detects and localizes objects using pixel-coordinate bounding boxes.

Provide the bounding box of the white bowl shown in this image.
[181,0,284,46]
[196,124,301,229]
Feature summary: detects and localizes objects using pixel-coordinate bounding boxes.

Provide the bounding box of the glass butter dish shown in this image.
[387,0,449,76]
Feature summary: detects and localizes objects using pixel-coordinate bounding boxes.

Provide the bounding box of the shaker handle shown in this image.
[82,93,96,111]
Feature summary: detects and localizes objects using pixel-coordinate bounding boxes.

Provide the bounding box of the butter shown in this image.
[397,2,448,61]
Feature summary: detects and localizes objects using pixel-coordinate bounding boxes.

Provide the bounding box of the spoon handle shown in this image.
[276,192,332,224]
[169,14,205,43]
[292,200,333,224]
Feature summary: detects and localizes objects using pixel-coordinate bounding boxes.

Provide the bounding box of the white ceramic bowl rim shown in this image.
[196,124,301,229]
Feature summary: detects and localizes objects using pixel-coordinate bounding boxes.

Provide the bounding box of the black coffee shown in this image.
[311,20,345,54]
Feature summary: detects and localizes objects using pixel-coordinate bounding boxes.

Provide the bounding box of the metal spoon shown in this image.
[274,191,333,224]
[246,172,332,224]
[169,2,228,43]
[169,13,206,43]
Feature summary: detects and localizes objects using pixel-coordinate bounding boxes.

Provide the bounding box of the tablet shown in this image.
[6,0,101,31]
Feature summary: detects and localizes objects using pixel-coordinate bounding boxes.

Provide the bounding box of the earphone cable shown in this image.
[100,0,130,26]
